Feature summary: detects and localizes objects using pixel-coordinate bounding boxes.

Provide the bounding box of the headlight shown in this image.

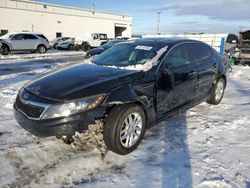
[41,95,105,120]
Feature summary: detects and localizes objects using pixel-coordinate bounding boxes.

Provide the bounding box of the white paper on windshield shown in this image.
[135,45,153,51]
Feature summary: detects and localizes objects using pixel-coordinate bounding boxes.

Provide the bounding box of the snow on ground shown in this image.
[0,54,250,188]
[0,49,85,61]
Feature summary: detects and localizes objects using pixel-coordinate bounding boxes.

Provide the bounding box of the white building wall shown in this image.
[0,0,132,40]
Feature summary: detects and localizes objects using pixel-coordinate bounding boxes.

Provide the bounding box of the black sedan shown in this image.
[86,39,124,57]
[14,38,227,155]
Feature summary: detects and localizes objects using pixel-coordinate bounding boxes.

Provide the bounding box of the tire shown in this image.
[1,45,10,55]
[206,78,226,105]
[36,45,47,54]
[103,104,146,155]
[68,44,74,50]
[82,43,91,52]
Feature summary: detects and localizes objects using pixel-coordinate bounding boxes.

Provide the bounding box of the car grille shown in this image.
[15,96,45,119]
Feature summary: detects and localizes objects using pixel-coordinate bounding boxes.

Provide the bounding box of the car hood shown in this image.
[87,48,105,56]
[24,63,143,101]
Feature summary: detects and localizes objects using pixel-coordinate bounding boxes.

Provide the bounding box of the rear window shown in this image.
[37,34,48,40]
[226,34,239,44]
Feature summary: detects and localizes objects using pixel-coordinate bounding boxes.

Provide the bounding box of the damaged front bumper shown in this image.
[13,103,105,137]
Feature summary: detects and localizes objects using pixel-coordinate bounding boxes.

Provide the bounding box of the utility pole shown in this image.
[157,12,162,35]
[239,26,244,32]
[91,0,95,12]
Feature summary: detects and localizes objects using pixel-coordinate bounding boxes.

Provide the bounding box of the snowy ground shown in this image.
[0,52,250,188]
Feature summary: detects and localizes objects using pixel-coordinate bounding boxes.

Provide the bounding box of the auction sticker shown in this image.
[135,45,153,51]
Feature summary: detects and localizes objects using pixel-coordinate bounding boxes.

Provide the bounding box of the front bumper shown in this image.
[14,103,105,137]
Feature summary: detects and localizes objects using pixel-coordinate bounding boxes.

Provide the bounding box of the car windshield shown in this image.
[93,43,167,69]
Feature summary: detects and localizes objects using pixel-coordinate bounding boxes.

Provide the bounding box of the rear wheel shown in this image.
[103,104,146,155]
[82,43,91,52]
[36,45,47,54]
[68,44,74,50]
[206,78,226,105]
[1,45,10,55]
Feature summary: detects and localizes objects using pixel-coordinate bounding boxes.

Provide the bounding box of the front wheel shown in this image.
[103,104,146,155]
[1,45,10,55]
[206,78,226,105]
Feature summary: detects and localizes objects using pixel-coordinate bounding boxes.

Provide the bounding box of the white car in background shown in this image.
[50,37,71,49]
[56,38,75,50]
[0,32,50,55]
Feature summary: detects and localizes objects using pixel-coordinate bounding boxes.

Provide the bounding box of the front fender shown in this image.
[105,84,139,105]
[104,84,156,127]
[2,41,11,50]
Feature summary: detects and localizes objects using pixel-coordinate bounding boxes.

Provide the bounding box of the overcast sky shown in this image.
[35,0,250,35]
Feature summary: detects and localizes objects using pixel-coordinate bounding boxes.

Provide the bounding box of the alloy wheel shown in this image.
[119,112,142,148]
[38,46,46,53]
[215,80,224,101]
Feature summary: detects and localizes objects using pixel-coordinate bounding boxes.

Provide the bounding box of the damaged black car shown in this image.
[14,38,227,155]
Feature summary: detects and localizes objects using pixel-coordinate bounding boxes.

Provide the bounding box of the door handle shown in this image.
[188,71,197,77]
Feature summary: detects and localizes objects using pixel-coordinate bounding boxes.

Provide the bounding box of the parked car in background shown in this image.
[50,37,71,49]
[14,38,227,155]
[115,36,130,40]
[86,39,124,57]
[0,32,50,55]
[75,33,108,51]
[56,38,75,50]
[224,33,239,52]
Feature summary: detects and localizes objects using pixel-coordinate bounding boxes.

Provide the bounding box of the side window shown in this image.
[191,43,211,62]
[92,34,98,40]
[11,34,24,40]
[23,34,37,40]
[164,44,188,69]
[100,34,107,40]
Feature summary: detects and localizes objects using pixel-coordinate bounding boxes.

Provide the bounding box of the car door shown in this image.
[10,34,25,50]
[23,34,38,50]
[190,43,218,100]
[156,43,198,116]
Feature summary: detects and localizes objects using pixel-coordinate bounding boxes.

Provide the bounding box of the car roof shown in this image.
[134,37,204,46]
[107,39,124,42]
[6,32,44,36]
